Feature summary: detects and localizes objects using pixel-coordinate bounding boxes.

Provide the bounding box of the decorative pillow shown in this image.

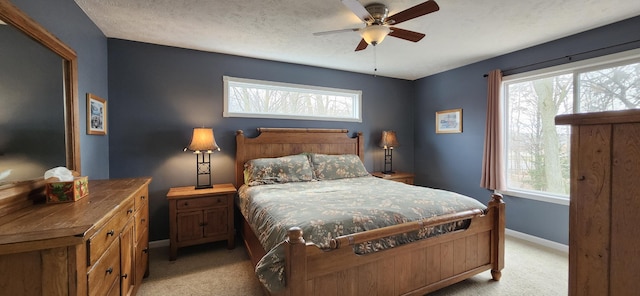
[309,153,369,180]
[244,154,314,186]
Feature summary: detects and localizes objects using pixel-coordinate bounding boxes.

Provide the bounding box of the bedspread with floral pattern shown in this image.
[237,176,487,293]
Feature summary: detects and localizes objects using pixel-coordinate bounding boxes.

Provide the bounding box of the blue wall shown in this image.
[107,39,416,241]
[12,0,110,179]
[9,0,640,244]
[414,16,640,244]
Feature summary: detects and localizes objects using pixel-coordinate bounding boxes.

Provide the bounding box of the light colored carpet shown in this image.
[138,236,567,296]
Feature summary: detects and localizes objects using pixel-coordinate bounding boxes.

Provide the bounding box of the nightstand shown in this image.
[371,171,415,185]
[166,184,236,261]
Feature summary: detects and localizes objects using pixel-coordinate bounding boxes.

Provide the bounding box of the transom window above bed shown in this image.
[501,48,640,205]
[223,76,362,122]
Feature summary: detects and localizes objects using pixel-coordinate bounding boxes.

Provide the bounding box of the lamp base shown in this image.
[195,184,213,190]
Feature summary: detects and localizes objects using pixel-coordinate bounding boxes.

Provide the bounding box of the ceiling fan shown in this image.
[314,0,440,51]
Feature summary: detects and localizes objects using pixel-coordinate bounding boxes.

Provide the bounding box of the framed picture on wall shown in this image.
[87,93,107,135]
[435,108,462,134]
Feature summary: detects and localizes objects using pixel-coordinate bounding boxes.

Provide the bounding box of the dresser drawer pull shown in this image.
[122,273,128,279]
[217,198,222,203]
[140,195,146,199]
[106,267,113,274]
[141,218,146,223]
[107,230,115,236]
[184,202,189,206]
[127,208,134,214]
[143,248,149,254]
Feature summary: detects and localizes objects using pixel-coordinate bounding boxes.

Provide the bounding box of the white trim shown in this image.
[149,239,170,249]
[506,228,568,254]
[498,189,570,206]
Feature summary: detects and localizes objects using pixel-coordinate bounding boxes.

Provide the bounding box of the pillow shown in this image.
[309,153,369,180]
[244,154,314,186]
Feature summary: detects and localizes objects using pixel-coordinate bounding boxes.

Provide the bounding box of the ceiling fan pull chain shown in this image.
[373,45,378,77]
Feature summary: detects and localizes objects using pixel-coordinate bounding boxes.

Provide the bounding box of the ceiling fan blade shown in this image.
[313,28,360,36]
[388,0,439,25]
[355,39,368,51]
[388,27,426,42]
[341,0,373,23]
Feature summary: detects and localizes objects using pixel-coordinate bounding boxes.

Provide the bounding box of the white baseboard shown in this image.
[506,228,568,253]
[150,229,569,253]
[149,239,170,249]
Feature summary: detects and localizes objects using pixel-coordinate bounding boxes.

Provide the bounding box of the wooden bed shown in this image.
[235,128,505,296]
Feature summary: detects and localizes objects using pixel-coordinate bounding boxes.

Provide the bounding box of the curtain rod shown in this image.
[482,39,640,77]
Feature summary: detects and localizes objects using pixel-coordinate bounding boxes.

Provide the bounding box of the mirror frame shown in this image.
[0,1,80,185]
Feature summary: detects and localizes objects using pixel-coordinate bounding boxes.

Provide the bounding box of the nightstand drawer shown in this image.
[176,196,228,210]
[393,177,413,184]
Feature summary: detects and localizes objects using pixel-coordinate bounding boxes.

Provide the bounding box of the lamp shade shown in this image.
[186,128,220,152]
[379,130,399,148]
[360,25,391,45]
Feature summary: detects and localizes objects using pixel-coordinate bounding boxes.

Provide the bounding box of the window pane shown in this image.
[505,74,572,196]
[224,76,362,122]
[578,62,640,112]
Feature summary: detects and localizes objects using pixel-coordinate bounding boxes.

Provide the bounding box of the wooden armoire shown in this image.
[556,110,640,296]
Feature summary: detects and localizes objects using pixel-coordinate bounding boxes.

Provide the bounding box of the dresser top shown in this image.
[0,178,151,247]
[556,109,640,125]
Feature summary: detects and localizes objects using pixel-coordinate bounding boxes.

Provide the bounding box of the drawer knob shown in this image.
[143,248,149,254]
[141,218,146,223]
[140,195,146,199]
[184,202,189,206]
[122,273,128,279]
[107,230,115,236]
[127,208,134,214]
[106,267,113,274]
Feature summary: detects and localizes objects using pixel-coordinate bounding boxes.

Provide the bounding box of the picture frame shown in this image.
[435,108,462,134]
[87,93,107,135]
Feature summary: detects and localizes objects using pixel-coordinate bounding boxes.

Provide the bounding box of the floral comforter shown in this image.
[236,176,487,293]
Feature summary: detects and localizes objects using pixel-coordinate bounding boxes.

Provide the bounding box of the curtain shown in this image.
[480,69,504,190]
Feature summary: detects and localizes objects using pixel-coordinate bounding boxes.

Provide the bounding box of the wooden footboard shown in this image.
[241,193,505,296]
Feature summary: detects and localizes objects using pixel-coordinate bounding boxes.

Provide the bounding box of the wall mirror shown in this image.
[0,1,79,189]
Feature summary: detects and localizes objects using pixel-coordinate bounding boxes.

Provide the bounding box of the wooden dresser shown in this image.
[556,110,640,296]
[0,177,151,296]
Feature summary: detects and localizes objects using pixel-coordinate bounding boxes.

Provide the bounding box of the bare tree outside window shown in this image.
[223,76,361,122]
[503,56,640,199]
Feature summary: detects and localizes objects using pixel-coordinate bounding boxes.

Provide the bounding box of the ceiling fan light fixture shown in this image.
[360,25,390,46]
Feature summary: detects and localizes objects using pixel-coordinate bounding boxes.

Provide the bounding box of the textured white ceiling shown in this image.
[74,0,640,80]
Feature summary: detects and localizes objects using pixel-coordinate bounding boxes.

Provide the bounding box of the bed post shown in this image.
[489,192,505,280]
[284,227,306,296]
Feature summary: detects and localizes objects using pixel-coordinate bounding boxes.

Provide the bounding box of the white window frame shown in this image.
[498,48,640,206]
[223,76,362,122]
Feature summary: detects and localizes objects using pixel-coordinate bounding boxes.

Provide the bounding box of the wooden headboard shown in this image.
[235,128,364,187]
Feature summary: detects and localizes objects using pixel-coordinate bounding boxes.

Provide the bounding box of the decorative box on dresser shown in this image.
[166,184,236,260]
[0,177,151,296]
[556,109,640,296]
[371,171,415,184]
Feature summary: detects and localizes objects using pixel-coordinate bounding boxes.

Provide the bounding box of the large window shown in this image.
[223,76,362,122]
[502,49,640,204]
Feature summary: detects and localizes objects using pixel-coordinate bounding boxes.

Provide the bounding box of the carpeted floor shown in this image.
[138,235,567,296]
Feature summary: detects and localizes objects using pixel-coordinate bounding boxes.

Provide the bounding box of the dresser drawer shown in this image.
[87,198,135,266]
[176,195,228,210]
[87,239,121,296]
[134,186,149,211]
[135,204,149,242]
